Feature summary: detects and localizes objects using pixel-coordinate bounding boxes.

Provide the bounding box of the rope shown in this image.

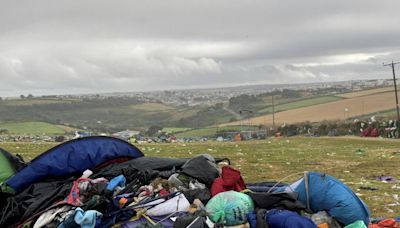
[266,171,306,193]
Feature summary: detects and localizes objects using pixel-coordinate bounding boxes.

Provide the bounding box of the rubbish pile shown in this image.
[0,136,392,228]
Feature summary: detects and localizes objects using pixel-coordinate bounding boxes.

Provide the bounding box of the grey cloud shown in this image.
[1,0,400,96]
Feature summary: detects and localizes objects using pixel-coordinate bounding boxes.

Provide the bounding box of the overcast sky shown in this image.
[1,0,400,96]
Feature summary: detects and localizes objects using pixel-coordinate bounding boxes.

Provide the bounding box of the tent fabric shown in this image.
[6,136,144,193]
[0,148,15,184]
[92,156,228,179]
[0,179,74,227]
[96,156,188,173]
[284,172,370,226]
[0,148,26,194]
[248,192,306,212]
[181,155,220,186]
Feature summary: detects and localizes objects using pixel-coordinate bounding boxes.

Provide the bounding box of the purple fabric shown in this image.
[376,175,397,182]
[120,215,179,228]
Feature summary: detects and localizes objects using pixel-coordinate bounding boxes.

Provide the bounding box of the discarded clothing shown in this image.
[33,206,72,228]
[211,166,246,196]
[58,207,103,228]
[248,192,306,212]
[146,193,190,217]
[107,175,126,191]
[376,175,397,183]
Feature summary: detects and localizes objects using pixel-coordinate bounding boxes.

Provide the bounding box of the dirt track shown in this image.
[223,91,398,126]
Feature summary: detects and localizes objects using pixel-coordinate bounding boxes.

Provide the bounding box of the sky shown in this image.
[1,0,400,96]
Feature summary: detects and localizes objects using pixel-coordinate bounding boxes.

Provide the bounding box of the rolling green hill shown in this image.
[0,121,75,135]
[0,86,383,133]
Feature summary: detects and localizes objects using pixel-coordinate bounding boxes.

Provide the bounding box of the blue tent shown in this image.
[278,172,370,226]
[6,136,144,193]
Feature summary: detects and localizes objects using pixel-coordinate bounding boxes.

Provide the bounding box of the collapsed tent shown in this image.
[277,171,370,226]
[5,136,144,193]
[0,147,25,184]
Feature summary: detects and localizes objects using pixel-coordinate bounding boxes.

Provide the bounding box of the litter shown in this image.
[0,136,374,227]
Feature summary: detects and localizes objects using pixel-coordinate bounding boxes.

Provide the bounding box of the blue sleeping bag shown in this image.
[288,172,370,226]
[6,136,144,193]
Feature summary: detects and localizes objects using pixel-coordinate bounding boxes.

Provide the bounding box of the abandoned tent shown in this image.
[0,136,373,227]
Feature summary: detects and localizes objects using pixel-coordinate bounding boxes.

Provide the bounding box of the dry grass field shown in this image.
[337,87,393,98]
[224,90,397,126]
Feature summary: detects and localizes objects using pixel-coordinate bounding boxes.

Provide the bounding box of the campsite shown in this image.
[1,136,400,227]
[2,1,400,227]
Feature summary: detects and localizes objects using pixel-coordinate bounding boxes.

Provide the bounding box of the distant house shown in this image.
[73,131,92,139]
[111,130,140,140]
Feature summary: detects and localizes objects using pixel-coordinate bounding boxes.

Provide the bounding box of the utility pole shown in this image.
[383,60,400,137]
[272,95,275,132]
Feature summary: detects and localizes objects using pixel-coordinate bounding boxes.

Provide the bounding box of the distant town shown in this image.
[21,79,393,107]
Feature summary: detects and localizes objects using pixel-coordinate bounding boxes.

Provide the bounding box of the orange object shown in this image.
[234,133,241,141]
[119,197,128,208]
[317,223,329,228]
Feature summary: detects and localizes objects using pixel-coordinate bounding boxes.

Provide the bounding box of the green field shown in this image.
[0,121,75,135]
[162,127,192,134]
[357,108,397,120]
[1,98,75,106]
[175,125,260,138]
[259,96,343,114]
[1,136,399,217]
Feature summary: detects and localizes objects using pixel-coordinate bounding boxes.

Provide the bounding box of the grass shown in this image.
[175,127,219,138]
[1,136,400,217]
[129,103,175,111]
[337,87,394,98]
[0,121,73,135]
[162,127,192,134]
[1,98,75,106]
[259,96,343,114]
[356,108,397,120]
[175,125,261,138]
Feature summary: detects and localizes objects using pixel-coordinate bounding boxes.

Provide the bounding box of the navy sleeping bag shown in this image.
[6,136,144,193]
[266,209,317,228]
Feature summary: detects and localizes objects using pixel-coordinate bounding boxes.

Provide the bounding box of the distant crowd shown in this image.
[276,117,399,139]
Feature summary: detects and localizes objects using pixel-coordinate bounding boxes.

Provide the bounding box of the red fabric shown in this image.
[210,177,225,196]
[370,128,379,137]
[368,219,400,228]
[159,189,170,196]
[378,219,398,227]
[93,156,133,172]
[66,177,90,206]
[362,127,373,137]
[210,166,246,196]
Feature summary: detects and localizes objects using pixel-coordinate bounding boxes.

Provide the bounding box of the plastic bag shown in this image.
[205,191,254,226]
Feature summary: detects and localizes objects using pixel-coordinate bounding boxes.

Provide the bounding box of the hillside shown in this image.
[0,121,76,135]
[222,87,396,126]
[0,85,394,133]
